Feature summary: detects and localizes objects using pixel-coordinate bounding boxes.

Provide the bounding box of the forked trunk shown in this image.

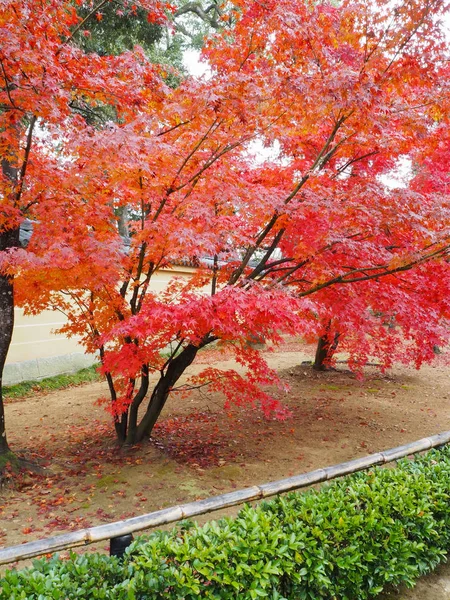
[124,344,199,445]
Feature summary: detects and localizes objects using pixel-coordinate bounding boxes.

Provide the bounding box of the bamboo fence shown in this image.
[0,430,449,566]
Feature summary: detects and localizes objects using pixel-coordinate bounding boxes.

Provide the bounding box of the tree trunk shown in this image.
[131,344,199,444]
[0,227,20,455]
[125,365,149,445]
[0,121,34,462]
[313,331,340,371]
[115,411,128,444]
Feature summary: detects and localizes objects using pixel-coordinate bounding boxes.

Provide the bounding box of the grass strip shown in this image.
[3,365,101,400]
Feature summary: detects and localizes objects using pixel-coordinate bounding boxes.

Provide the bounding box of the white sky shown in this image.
[183,49,210,77]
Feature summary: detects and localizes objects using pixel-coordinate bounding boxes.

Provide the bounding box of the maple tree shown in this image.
[2,0,450,453]
[305,179,450,371]
[308,259,450,372]
[0,0,169,457]
[307,60,450,371]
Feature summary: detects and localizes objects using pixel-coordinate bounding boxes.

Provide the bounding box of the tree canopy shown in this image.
[1,0,449,450]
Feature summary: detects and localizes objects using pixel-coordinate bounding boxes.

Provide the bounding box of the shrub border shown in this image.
[0,431,449,566]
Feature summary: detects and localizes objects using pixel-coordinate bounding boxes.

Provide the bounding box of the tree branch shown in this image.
[174,2,221,29]
[15,115,37,207]
[0,59,22,112]
[297,242,450,297]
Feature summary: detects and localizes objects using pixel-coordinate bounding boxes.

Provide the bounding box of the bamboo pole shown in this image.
[0,430,449,566]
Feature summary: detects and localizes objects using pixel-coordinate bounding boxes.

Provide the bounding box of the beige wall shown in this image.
[9,308,82,364]
[4,266,196,385]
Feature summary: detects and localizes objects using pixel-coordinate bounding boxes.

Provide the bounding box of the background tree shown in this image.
[172,0,232,47]
[74,1,163,55]
[74,0,189,80]
[13,0,449,448]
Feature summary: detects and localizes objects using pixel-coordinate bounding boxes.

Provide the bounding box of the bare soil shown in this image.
[1,340,449,597]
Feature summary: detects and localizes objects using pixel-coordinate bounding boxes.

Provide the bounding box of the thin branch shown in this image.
[228,113,352,285]
[172,118,221,183]
[135,260,154,311]
[157,119,193,137]
[252,256,295,278]
[130,242,148,315]
[245,229,286,281]
[15,115,37,206]
[239,32,255,71]
[171,138,244,193]
[151,118,222,222]
[161,337,186,372]
[0,59,22,111]
[382,2,435,76]
[171,378,222,392]
[332,150,380,179]
[363,11,396,64]
[174,2,221,28]
[68,99,110,124]
[297,242,450,297]
[172,106,293,199]
[211,254,218,295]
[267,259,311,286]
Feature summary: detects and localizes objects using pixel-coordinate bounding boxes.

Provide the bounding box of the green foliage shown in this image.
[3,365,101,400]
[1,447,449,599]
[69,3,189,121]
[0,552,124,600]
[73,2,187,73]
[73,2,163,56]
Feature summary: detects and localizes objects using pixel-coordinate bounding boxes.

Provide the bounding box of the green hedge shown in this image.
[1,446,449,599]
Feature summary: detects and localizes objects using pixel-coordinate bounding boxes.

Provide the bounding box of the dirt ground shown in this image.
[1,340,449,596]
